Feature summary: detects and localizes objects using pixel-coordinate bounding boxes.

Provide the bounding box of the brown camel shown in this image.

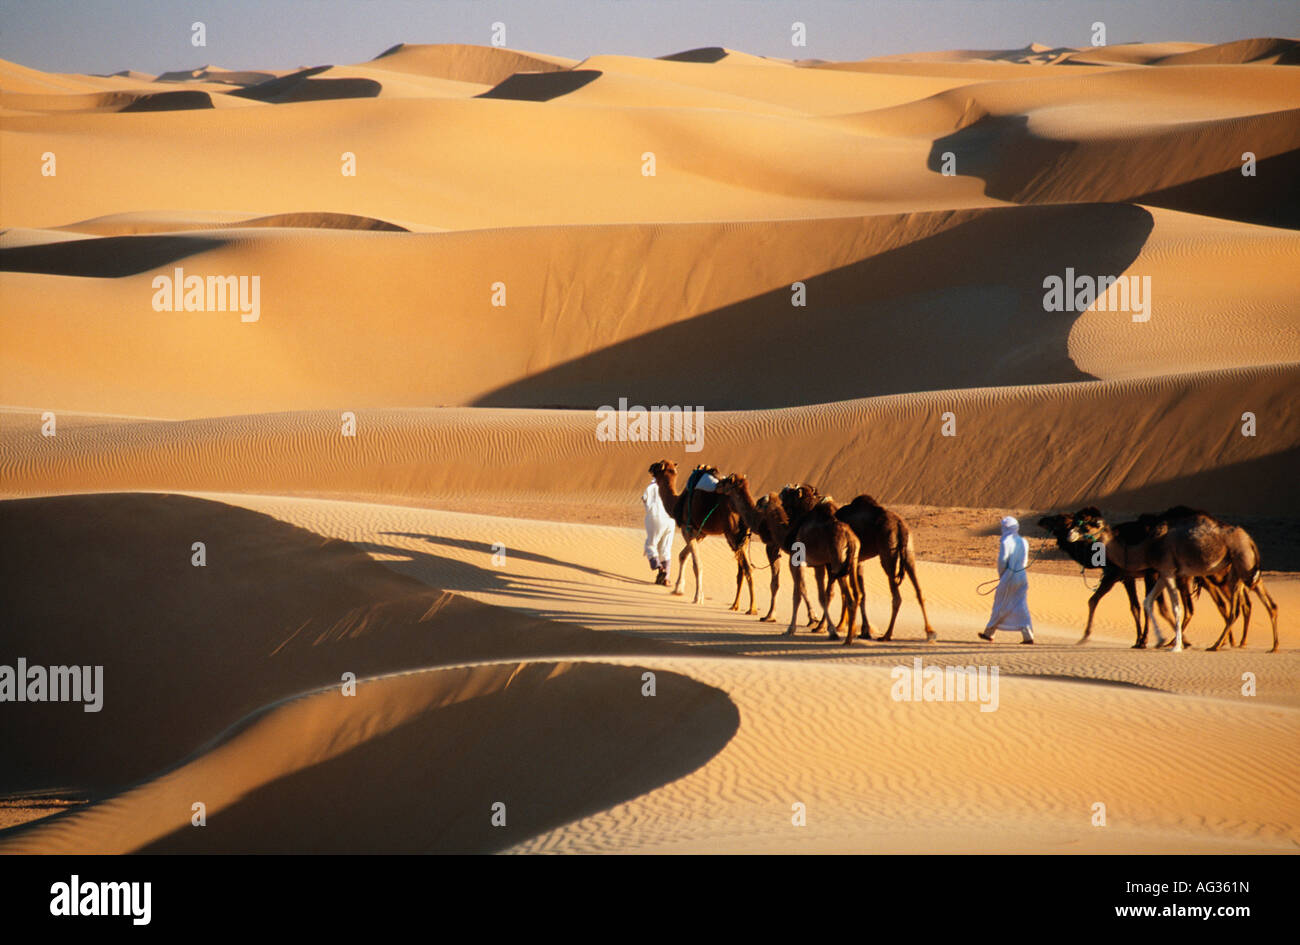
[715,473,818,625]
[1203,524,1273,651]
[1038,508,1244,648]
[835,495,936,642]
[778,485,863,643]
[648,460,755,612]
[1088,507,1279,653]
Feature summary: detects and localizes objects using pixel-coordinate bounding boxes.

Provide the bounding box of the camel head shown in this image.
[648,459,678,484]
[1038,508,1110,567]
[778,483,819,519]
[715,473,745,496]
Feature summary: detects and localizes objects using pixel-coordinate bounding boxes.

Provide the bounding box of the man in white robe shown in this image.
[642,477,675,585]
[979,516,1034,644]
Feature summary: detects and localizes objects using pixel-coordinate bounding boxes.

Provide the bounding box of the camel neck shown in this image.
[654,477,678,510]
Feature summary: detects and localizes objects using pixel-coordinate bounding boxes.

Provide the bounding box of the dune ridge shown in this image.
[3,362,1296,517]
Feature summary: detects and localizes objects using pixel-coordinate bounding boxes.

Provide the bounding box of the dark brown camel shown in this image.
[1203,524,1273,652]
[1130,510,1253,648]
[715,473,818,625]
[1088,507,1279,653]
[778,485,863,643]
[648,460,754,612]
[1040,509,1216,647]
[835,495,936,642]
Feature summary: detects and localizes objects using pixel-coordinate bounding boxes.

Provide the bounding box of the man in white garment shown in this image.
[642,476,675,586]
[979,516,1034,644]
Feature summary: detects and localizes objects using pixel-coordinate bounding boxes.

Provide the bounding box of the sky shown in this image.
[0,0,1296,75]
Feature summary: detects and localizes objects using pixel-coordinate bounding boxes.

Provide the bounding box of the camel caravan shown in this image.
[647,460,1280,652]
[648,460,934,646]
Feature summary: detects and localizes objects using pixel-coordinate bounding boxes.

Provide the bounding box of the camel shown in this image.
[778,485,864,643]
[1202,524,1273,652]
[835,495,936,642]
[715,473,818,625]
[1129,511,1253,648]
[1085,507,1279,653]
[648,460,755,612]
[1041,509,1211,647]
[1041,508,1252,648]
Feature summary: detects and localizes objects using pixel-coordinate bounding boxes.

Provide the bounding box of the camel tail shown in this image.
[1244,537,1263,588]
[897,529,913,583]
[829,557,852,583]
[829,537,858,584]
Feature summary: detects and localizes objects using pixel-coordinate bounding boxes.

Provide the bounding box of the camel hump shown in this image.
[1160,504,1213,521]
[806,500,839,522]
[1115,519,1158,544]
[854,494,882,509]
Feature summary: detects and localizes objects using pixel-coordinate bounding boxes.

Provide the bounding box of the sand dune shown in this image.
[1,492,1294,852]
[3,362,1297,519]
[228,65,381,103]
[1,36,1296,854]
[367,43,577,84]
[0,493,686,794]
[3,204,1296,416]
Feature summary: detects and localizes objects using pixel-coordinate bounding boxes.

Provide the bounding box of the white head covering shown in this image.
[1000,516,1019,536]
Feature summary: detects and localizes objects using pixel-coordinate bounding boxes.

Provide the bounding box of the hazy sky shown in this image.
[1,0,1296,75]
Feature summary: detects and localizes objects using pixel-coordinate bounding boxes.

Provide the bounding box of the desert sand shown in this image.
[1,37,1297,853]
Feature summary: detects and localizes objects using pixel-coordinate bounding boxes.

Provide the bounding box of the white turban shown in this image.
[1000,516,1019,536]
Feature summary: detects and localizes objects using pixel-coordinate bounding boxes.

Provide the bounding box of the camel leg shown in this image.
[1196,579,1248,655]
[837,551,857,639]
[1080,570,1120,645]
[901,537,936,642]
[1249,579,1280,653]
[728,548,750,613]
[728,547,756,615]
[671,541,691,596]
[811,566,832,631]
[1153,584,1178,647]
[1206,585,1240,652]
[839,576,857,644]
[801,586,818,625]
[761,548,780,622]
[1203,579,1239,647]
[856,564,873,640]
[1166,577,1185,652]
[1237,584,1258,648]
[688,539,703,604]
[1158,580,1196,648]
[1134,575,1153,647]
[841,561,864,646]
[878,554,903,642]
[801,578,818,626]
[816,566,836,638]
[833,574,852,638]
[1141,579,1170,648]
[729,552,742,611]
[743,551,757,615]
[784,563,806,636]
